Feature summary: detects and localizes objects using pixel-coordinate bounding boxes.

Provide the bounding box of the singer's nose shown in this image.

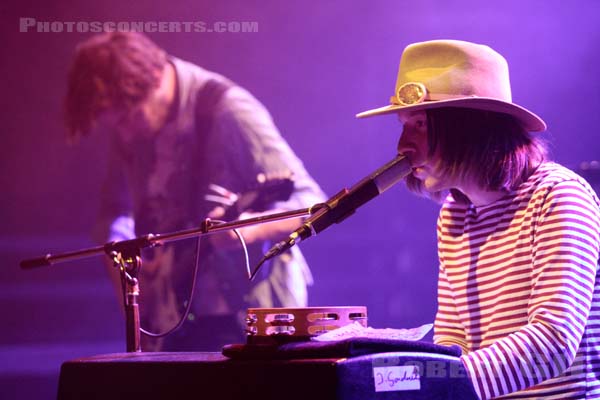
[397,136,416,159]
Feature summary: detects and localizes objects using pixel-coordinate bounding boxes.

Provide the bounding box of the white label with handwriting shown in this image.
[373,365,421,392]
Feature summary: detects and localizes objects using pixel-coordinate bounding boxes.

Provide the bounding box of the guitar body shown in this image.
[139,174,297,351]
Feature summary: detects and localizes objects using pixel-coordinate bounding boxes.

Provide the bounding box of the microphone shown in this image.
[251,154,412,279]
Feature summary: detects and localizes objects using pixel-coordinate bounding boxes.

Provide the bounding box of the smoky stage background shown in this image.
[2,1,599,398]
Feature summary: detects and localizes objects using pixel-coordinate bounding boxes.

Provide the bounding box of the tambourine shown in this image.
[245,306,367,345]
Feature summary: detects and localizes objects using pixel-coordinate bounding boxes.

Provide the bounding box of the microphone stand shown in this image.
[20,208,311,352]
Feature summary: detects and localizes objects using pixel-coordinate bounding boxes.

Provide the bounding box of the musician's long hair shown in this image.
[405,107,548,203]
[64,31,167,141]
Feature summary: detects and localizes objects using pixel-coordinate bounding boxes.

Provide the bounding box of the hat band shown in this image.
[390,82,474,106]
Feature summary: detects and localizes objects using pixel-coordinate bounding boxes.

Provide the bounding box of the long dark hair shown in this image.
[64,31,167,141]
[405,107,548,203]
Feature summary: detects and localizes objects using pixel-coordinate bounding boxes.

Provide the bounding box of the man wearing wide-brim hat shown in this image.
[358,39,600,399]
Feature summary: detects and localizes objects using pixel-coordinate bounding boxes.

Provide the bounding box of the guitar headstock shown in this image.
[205,172,295,220]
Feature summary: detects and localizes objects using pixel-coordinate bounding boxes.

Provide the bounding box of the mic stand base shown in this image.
[111,250,142,352]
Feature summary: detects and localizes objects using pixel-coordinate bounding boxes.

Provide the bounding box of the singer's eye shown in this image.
[398,111,426,130]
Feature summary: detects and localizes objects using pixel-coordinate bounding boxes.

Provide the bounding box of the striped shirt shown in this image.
[434,162,600,399]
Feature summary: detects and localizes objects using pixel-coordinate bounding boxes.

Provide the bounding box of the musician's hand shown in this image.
[206,206,227,220]
[204,206,303,252]
[205,207,258,251]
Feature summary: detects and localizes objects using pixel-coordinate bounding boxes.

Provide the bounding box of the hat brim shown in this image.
[356,97,546,132]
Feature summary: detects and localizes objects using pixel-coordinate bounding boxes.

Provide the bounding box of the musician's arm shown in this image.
[206,85,326,249]
[433,262,469,354]
[93,132,135,311]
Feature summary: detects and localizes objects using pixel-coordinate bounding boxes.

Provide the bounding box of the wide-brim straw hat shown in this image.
[356,39,546,132]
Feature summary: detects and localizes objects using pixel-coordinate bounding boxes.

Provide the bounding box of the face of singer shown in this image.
[396,110,456,193]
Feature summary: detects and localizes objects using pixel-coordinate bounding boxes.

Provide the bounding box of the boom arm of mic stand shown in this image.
[19,207,312,352]
[20,208,313,270]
